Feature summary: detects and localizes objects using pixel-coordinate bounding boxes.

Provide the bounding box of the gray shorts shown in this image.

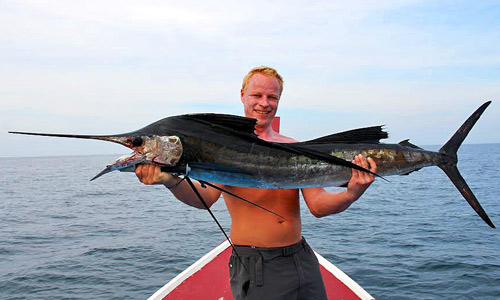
[229,238,328,300]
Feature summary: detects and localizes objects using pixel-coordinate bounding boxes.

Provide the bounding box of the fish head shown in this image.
[92,134,183,165]
[90,135,183,180]
[130,135,183,166]
[9,130,184,179]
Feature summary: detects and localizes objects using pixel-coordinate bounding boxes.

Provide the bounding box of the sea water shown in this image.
[0,144,499,300]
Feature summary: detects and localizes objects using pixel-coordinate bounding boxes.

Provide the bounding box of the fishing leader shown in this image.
[135,66,377,300]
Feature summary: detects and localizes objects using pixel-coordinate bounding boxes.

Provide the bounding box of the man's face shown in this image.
[241,73,281,129]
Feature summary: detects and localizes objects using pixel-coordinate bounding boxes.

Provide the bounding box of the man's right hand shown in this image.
[135,164,179,186]
[135,164,222,209]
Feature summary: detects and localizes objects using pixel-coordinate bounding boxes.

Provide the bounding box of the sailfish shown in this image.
[9,102,495,238]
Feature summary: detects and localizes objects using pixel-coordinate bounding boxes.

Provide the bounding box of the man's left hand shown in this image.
[346,154,377,200]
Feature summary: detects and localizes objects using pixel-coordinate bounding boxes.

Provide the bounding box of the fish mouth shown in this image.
[90,152,147,181]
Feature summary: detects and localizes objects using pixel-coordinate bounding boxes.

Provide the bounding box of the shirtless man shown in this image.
[135,66,377,300]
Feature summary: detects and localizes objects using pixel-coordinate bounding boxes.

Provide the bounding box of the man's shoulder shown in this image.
[258,129,298,143]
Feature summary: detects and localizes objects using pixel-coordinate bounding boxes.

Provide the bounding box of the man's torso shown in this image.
[222,186,303,247]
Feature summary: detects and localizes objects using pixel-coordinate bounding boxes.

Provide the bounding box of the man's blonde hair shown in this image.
[241,66,284,95]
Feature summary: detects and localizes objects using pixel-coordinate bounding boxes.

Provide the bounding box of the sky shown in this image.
[1,0,499,157]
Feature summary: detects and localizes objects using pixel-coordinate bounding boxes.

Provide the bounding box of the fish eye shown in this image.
[132,137,144,147]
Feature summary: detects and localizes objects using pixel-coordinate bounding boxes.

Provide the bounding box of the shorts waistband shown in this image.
[232,238,307,259]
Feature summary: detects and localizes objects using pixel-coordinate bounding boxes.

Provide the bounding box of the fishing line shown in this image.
[198,180,285,220]
[166,163,284,219]
[184,176,248,272]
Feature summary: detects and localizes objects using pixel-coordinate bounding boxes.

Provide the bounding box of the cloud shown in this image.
[1,0,499,157]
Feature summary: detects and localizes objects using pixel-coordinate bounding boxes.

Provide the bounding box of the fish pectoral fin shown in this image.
[161,164,191,176]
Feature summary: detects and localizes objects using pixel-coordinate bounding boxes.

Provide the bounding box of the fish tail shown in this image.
[437,101,495,228]
[439,101,491,159]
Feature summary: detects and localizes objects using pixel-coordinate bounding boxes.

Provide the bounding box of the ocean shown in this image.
[1,144,499,300]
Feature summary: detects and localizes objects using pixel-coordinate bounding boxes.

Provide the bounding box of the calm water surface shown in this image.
[1,144,499,300]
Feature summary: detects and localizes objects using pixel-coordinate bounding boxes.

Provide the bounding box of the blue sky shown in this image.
[1,0,499,157]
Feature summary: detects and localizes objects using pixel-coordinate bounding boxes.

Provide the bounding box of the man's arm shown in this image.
[301,155,377,217]
[135,164,222,209]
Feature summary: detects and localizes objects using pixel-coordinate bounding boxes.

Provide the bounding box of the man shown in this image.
[135,66,377,300]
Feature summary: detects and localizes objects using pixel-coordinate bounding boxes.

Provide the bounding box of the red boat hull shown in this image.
[148,240,376,300]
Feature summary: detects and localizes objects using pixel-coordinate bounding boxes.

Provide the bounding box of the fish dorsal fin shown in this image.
[184,113,257,135]
[399,139,422,149]
[301,126,388,144]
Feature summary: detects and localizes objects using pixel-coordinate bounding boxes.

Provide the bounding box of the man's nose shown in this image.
[258,96,270,106]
